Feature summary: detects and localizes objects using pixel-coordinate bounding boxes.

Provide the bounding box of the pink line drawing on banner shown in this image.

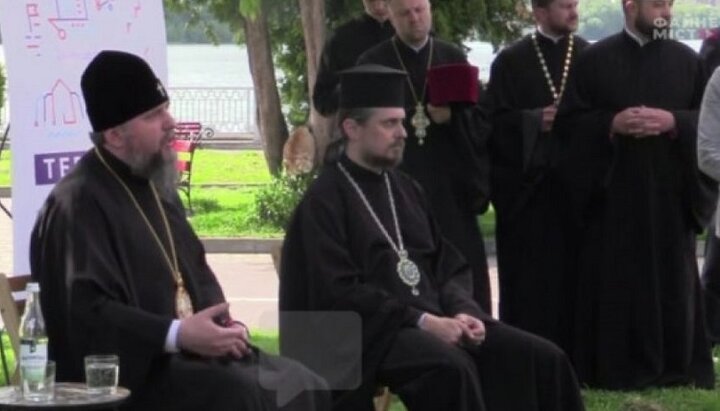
[35,79,85,127]
[47,0,89,40]
[25,3,44,55]
[125,1,142,33]
[94,0,114,11]
[26,3,41,31]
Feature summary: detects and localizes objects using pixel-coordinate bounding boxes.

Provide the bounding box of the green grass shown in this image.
[190,149,271,185]
[186,186,282,238]
[0,151,9,187]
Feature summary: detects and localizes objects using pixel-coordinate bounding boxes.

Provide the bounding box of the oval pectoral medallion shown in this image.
[175,278,195,319]
[397,250,421,296]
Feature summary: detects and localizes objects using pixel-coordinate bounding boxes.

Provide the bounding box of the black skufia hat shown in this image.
[339,64,406,109]
[81,50,169,132]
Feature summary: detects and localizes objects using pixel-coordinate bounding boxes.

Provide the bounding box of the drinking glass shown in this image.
[84,354,119,395]
[21,360,55,401]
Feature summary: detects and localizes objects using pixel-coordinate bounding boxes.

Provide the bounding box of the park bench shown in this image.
[173,122,214,215]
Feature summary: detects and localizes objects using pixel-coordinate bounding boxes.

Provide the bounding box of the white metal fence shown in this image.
[0,87,258,138]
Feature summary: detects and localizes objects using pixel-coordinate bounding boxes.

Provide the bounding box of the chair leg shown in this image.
[373,387,392,411]
[187,187,193,216]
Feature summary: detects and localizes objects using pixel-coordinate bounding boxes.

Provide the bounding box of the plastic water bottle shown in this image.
[19,282,50,400]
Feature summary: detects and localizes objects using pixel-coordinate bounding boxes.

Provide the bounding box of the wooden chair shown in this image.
[270,243,392,411]
[0,273,32,384]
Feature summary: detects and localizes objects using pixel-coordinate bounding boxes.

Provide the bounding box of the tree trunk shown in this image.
[298,0,334,166]
[242,6,288,176]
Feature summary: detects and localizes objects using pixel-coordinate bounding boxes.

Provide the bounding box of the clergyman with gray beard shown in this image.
[28,50,330,411]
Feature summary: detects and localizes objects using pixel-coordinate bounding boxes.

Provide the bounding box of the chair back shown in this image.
[175,122,213,146]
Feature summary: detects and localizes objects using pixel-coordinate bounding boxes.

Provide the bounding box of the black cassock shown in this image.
[555,31,716,390]
[358,37,492,312]
[279,155,584,411]
[312,13,394,116]
[486,32,589,352]
[30,147,329,411]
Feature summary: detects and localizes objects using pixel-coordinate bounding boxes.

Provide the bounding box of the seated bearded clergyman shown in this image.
[30,50,330,411]
[279,64,586,411]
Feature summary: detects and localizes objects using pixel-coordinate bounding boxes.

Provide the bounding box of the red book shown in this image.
[427,63,480,105]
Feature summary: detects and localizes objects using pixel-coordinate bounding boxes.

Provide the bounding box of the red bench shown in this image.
[172,122,214,214]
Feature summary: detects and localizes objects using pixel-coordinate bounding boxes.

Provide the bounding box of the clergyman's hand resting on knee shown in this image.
[454,313,486,345]
[177,303,252,359]
[419,313,470,345]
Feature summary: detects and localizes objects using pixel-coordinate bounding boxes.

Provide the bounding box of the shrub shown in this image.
[253,171,315,231]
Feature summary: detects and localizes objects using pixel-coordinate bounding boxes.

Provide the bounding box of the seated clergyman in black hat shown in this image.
[29,50,330,411]
[279,64,586,411]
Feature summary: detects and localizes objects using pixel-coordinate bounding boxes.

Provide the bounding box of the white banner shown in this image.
[0,0,168,274]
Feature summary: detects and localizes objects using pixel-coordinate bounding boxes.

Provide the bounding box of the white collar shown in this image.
[399,36,430,52]
[624,25,650,46]
[536,27,564,44]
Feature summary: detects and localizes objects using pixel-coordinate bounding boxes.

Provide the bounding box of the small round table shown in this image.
[0,383,130,410]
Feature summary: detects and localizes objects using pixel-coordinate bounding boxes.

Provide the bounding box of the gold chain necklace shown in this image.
[94,147,194,319]
[392,36,434,145]
[531,32,574,106]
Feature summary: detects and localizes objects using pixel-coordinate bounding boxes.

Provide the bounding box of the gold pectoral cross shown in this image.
[175,274,194,319]
[412,103,430,145]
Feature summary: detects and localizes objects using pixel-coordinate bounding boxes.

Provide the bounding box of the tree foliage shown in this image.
[274,0,530,127]
[578,0,623,40]
[577,0,720,40]
[162,0,530,170]
[165,8,237,43]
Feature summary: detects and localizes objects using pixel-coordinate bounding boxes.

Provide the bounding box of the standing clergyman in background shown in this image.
[555,0,716,390]
[485,0,588,353]
[313,0,395,116]
[358,0,492,312]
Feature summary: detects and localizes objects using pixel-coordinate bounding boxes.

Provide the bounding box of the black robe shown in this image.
[700,29,720,76]
[358,37,492,312]
[279,155,584,411]
[486,33,589,352]
[312,13,395,116]
[555,31,716,390]
[30,147,329,410]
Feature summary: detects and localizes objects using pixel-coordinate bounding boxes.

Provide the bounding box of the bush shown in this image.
[253,171,315,231]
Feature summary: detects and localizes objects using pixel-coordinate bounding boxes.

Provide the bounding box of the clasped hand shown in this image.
[426,103,451,124]
[611,106,675,137]
[541,105,558,132]
[419,312,486,346]
[177,303,252,359]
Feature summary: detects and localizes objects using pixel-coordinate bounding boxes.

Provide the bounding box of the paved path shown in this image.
[0,199,501,329]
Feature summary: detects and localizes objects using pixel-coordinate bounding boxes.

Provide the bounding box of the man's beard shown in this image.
[636,13,670,39]
[547,20,576,36]
[361,144,404,170]
[127,146,178,200]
